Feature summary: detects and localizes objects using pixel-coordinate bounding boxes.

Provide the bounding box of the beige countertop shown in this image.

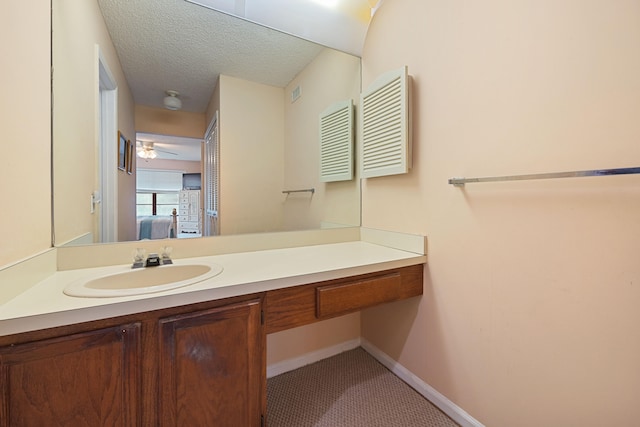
[0,241,426,337]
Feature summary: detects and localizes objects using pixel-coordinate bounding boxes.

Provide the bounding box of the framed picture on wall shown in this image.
[118,131,127,171]
[126,139,134,174]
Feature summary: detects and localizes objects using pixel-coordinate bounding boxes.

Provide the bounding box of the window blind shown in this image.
[136,169,184,193]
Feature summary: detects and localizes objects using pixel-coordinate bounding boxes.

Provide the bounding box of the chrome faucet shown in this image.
[145,253,162,267]
[132,247,173,269]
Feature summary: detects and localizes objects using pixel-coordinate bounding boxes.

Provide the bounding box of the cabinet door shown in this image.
[0,324,140,427]
[188,191,200,216]
[158,299,263,426]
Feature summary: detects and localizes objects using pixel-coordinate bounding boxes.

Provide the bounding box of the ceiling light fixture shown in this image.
[163,90,182,111]
[137,141,158,159]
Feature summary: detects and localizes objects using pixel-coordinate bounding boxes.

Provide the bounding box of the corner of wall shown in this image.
[360,227,427,255]
[0,248,57,305]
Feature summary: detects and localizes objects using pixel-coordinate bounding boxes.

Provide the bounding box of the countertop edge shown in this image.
[0,246,426,337]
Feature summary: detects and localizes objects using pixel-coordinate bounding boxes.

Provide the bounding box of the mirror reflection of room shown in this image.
[135,133,203,240]
[52,0,361,246]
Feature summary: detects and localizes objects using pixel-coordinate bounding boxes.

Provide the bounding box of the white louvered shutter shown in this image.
[203,112,219,236]
[319,99,354,182]
[359,66,411,178]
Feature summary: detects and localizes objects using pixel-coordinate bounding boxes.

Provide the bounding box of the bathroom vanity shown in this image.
[0,294,264,426]
[0,239,425,426]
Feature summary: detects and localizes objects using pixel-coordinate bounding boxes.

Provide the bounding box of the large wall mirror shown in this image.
[52,0,361,247]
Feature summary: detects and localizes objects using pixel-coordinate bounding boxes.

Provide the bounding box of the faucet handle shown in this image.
[160,246,173,265]
[134,248,147,261]
[132,248,147,269]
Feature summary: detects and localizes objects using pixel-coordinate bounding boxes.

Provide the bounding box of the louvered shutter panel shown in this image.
[359,66,411,178]
[204,111,219,236]
[319,99,354,182]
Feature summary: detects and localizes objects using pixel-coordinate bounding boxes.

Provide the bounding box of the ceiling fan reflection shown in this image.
[137,141,178,160]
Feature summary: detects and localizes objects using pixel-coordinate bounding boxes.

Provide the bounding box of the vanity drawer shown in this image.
[316,273,402,318]
[264,264,423,334]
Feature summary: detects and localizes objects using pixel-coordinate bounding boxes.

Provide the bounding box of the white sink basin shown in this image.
[63,261,224,298]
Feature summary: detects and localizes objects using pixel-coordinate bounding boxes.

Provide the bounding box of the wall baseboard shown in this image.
[361,339,485,427]
[266,338,361,378]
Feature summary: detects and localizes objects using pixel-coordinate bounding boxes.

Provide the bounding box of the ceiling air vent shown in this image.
[319,99,354,182]
[359,66,411,178]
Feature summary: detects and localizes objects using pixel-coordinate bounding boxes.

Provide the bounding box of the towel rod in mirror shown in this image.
[282,188,315,194]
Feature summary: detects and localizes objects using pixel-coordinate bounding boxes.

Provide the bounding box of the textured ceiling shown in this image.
[97,0,326,114]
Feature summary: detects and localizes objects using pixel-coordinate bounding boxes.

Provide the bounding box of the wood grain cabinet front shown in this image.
[0,323,140,427]
[158,299,264,427]
[0,296,265,427]
[264,264,423,334]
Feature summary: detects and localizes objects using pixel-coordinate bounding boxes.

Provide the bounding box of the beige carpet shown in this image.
[267,347,460,427]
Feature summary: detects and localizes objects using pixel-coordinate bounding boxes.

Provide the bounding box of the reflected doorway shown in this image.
[98,52,118,243]
[134,133,203,240]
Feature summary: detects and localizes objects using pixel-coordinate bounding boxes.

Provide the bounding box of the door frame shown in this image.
[98,48,118,243]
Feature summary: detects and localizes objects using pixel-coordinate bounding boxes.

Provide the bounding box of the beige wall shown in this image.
[266,313,360,366]
[215,71,363,362]
[283,48,361,230]
[217,75,285,234]
[205,76,221,128]
[360,1,640,426]
[135,105,206,139]
[0,0,51,267]
[52,0,136,244]
[137,159,201,174]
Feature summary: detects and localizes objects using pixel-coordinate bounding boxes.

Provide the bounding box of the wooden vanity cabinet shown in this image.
[158,299,263,426]
[0,323,140,427]
[0,263,423,426]
[0,295,265,427]
[264,264,423,333]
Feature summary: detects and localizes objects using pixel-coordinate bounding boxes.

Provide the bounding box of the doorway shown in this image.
[98,51,118,243]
